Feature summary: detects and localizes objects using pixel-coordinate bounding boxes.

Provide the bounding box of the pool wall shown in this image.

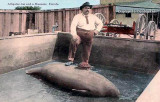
[1,32,159,74]
[0,33,57,74]
[54,32,160,73]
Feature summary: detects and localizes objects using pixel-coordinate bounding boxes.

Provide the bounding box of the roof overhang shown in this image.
[115,1,160,13]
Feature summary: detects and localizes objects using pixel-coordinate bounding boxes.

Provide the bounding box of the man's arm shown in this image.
[94,16,103,35]
[70,15,78,40]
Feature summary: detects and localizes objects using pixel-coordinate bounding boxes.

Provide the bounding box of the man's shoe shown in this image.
[65,61,73,66]
[77,62,91,70]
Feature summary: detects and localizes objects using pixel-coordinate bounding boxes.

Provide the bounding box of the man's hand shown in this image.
[72,35,78,41]
[94,30,99,36]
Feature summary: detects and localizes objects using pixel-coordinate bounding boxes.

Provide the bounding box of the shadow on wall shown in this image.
[53,33,72,60]
[53,32,160,74]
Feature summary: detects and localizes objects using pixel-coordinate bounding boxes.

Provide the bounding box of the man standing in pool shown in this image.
[65,2,103,69]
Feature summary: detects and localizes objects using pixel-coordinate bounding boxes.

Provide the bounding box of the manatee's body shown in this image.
[26,63,120,97]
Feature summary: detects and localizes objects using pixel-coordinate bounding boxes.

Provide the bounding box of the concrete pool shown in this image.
[0,60,154,102]
[0,32,159,102]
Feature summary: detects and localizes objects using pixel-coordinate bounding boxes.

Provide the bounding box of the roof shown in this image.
[115,1,160,13]
[152,0,160,4]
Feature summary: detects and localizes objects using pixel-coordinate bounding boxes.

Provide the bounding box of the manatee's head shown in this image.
[90,84,120,97]
[73,84,120,97]
[71,72,120,97]
[104,85,120,97]
[87,71,120,97]
[101,79,120,97]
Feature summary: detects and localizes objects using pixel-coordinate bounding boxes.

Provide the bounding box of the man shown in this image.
[65,2,103,69]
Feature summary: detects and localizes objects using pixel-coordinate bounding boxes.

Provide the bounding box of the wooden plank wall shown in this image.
[0,5,115,37]
[33,5,115,33]
[0,10,28,37]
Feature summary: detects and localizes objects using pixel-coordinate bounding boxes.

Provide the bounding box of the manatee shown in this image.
[26,62,120,97]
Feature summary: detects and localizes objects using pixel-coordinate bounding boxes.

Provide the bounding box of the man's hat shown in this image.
[80,2,92,10]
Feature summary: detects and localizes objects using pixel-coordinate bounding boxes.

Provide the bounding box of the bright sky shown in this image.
[0,0,100,10]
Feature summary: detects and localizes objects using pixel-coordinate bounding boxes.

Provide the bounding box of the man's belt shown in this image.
[76,28,93,34]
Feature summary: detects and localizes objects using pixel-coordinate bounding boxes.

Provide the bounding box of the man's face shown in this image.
[82,6,91,15]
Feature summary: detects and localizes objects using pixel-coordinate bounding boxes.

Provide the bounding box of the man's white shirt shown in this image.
[70,13,103,37]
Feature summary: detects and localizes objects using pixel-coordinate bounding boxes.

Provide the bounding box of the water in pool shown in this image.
[0,60,154,102]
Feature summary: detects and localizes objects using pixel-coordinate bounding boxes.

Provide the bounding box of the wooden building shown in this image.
[100,0,160,28]
[100,0,150,5]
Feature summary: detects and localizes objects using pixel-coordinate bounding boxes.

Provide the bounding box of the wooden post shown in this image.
[62,9,66,32]
[157,12,159,28]
[65,10,70,32]
[152,12,153,21]
[29,13,33,29]
[2,13,5,36]
[113,5,116,19]
[106,6,110,23]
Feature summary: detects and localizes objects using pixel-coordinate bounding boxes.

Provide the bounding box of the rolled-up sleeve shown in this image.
[95,16,103,32]
[70,15,78,36]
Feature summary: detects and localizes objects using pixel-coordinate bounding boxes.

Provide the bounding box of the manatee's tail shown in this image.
[26,67,42,74]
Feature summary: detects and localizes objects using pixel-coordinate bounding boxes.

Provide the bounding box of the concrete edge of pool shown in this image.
[1,32,159,74]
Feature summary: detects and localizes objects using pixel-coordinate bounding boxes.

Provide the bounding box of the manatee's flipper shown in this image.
[72,89,88,93]
[72,89,92,95]
[26,67,42,74]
